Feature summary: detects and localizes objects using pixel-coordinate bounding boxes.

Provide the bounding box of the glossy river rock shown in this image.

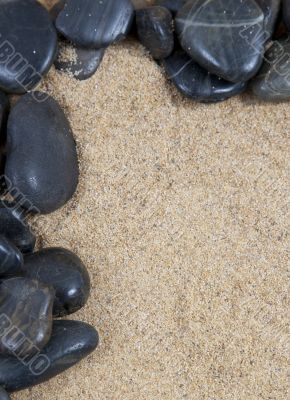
[0,320,99,392]
[163,50,247,102]
[0,0,57,94]
[24,247,90,317]
[136,6,174,59]
[175,0,266,82]
[0,278,54,357]
[56,0,134,49]
[251,35,290,101]
[5,93,79,214]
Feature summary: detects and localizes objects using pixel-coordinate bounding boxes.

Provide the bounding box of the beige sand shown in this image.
[12,1,289,399]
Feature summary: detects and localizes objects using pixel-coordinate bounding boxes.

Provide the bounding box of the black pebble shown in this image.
[283,0,290,30]
[55,41,105,81]
[55,0,134,49]
[5,92,79,214]
[0,235,24,277]
[0,277,54,357]
[0,387,10,400]
[136,6,174,59]
[0,201,36,254]
[0,320,99,392]
[163,50,247,102]
[24,247,91,317]
[0,0,57,94]
[175,0,266,82]
[251,35,290,101]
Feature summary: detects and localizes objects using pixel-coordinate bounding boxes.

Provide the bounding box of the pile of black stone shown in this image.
[135,0,290,102]
[0,204,97,398]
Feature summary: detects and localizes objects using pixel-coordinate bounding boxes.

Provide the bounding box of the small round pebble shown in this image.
[136,6,174,59]
[24,247,91,317]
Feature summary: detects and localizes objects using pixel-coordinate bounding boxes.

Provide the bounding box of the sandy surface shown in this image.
[12,1,289,399]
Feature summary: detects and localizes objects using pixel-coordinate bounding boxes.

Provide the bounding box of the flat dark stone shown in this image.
[0,0,57,94]
[55,0,134,49]
[0,320,99,392]
[163,50,247,102]
[0,201,36,254]
[251,35,290,101]
[0,388,10,400]
[0,277,54,357]
[175,0,266,82]
[55,40,105,80]
[136,6,174,59]
[50,0,66,21]
[0,235,24,277]
[24,247,90,317]
[154,0,187,15]
[283,0,290,30]
[5,92,79,214]
[256,0,281,36]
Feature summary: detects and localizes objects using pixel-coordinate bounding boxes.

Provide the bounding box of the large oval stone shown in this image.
[136,6,174,59]
[163,50,247,102]
[175,0,266,82]
[5,93,79,214]
[0,278,54,357]
[24,247,90,317]
[55,0,134,49]
[283,0,290,30]
[0,235,24,278]
[0,320,99,392]
[0,387,10,400]
[0,202,36,254]
[0,0,57,94]
[251,36,290,101]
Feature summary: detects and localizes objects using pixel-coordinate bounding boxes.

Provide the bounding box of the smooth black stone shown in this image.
[0,388,10,400]
[0,320,99,392]
[175,0,266,82]
[0,0,57,94]
[154,0,187,14]
[136,6,174,59]
[0,201,36,254]
[0,278,54,357]
[163,50,247,102]
[24,247,90,317]
[283,0,290,30]
[5,92,79,214]
[0,235,23,277]
[256,0,281,36]
[55,0,134,49]
[55,40,105,80]
[251,35,290,101]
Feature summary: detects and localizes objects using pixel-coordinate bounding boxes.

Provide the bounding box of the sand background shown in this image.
[12,1,289,399]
